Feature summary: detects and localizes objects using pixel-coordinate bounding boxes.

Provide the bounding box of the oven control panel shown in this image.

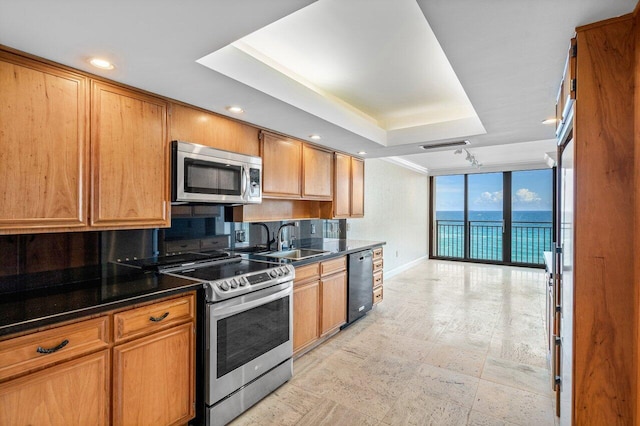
[207,265,294,301]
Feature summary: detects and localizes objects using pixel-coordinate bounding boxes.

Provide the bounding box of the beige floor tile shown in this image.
[472,380,554,425]
[296,399,379,426]
[467,410,518,426]
[409,363,480,408]
[230,260,555,426]
[481,356,552,396]
[382,390,471,426]
[423,343,487,377]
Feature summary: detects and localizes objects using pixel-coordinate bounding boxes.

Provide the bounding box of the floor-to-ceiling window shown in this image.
[431,169,553,266]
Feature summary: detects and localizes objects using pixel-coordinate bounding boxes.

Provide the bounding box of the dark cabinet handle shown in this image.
[36,339,69,354]
[149,312,169,322]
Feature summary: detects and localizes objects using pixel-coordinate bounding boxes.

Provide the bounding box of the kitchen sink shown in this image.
[262,248,329,261]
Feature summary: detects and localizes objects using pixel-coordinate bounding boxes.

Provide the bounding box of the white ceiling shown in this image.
[0,0,636,175]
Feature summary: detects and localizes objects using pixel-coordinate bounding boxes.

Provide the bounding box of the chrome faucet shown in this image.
[251,222,275,251]
[276,222,298,251]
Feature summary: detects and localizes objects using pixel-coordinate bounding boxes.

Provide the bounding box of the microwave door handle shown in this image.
[212,286,291,319]
[241,166,249,198]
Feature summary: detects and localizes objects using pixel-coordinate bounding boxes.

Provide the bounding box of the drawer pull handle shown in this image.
[36,339,69,354]
[149,312,170,322]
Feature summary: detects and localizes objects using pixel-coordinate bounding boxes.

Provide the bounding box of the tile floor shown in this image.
[230,259,555,426]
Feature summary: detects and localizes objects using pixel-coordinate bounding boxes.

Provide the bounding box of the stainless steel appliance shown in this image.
[345,249,373,325]
[122,251,294,426]
[172,141,262,204]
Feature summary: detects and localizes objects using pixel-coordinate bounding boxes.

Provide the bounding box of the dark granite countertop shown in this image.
[0,263,202,338]
[235,238,385,267]
[0,238,385,338]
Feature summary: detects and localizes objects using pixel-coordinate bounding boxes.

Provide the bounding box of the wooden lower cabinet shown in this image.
[0,292,196,426]
[372,247,384,305]
[293,280,320,354]
[113,322,194,426]
[293,257,347,356]
[0,350,110,425]
[320,270,347,336]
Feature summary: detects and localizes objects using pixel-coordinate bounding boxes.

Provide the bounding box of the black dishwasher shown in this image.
[345,249,374,325]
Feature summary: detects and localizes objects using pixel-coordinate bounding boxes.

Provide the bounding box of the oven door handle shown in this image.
[211,286,292,320]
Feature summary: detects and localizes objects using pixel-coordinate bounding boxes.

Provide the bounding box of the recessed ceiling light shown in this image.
[226,106,244,114]
[420,140,469,150]
[309,134,321,140]
[357,151,367,155]
[542,118,559,125]
[89,58,115,70]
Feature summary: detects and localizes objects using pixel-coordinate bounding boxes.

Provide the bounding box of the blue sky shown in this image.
[435,169,553,211]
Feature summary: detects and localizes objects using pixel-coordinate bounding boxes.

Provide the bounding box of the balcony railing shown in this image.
[435,220,553,265]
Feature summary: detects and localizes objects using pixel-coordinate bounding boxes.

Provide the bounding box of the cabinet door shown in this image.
[0,350,110,425]
[293,280,320,354]
[91,81,169,228]
[302,144,333,200]
[170,103,259,156]
[320,271,347,336]
[261,132,302,198]
[112,322,194,426]
[0,52,88,234]
[350,157,365,217]
[333,153,351,217]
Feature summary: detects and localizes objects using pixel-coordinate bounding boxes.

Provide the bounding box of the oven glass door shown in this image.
[207,282,293,405]
[184,157,242,196]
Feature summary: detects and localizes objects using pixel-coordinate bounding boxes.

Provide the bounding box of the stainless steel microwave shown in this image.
[171,141,262,204]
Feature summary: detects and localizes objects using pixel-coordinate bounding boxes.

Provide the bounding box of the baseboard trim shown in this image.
[384,255,428,280]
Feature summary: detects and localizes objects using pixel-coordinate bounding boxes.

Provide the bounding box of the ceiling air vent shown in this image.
[420,140,470,150]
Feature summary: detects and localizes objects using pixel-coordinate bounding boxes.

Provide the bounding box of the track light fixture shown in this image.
[454,148,482,168]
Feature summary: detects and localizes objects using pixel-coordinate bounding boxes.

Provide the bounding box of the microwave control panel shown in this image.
[249,168,261,198]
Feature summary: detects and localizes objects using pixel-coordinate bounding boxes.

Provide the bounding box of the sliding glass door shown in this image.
[468,173,504,262]
[431,169,553,266]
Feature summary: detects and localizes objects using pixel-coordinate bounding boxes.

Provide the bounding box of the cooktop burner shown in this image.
[119,251,237,271]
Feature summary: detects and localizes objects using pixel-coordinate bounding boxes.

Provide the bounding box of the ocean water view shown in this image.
[435,210,553,264]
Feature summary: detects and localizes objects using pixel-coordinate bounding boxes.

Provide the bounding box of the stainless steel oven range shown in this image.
[125,251,294,426]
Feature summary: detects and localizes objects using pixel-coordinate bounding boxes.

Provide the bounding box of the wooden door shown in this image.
[0,52,88,234]
[112,323,194,426]
[261,132,302,198]
[302,144,333,200]
[333,153,351,217]
[320,271,347,336]
[293,280,320,354]
[170,103,259,156]
[91,81,169,228]
[350,157,365,217]
[0,350,110,425]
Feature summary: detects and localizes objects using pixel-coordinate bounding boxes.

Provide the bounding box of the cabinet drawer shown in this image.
[0,316,109,381]
[165,239,200,253]
[373,259,384,273]
[373,271,383,289]
[295,263,320,284]
[320,256,346,276]
[373,286,383,305]
[114,294,195,343]
[373,247,383,260]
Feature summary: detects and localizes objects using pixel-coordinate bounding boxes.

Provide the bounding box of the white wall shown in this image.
[347,159,429,277]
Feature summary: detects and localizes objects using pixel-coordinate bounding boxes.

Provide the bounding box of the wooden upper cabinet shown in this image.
[261,132,302,198]
[333,153,364,218]
[90,81,169,228]
[333,153,351,217]
[350,157,365,217]
[170,103,259,156]
[0,51,88,234]
[302,144,333,200]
